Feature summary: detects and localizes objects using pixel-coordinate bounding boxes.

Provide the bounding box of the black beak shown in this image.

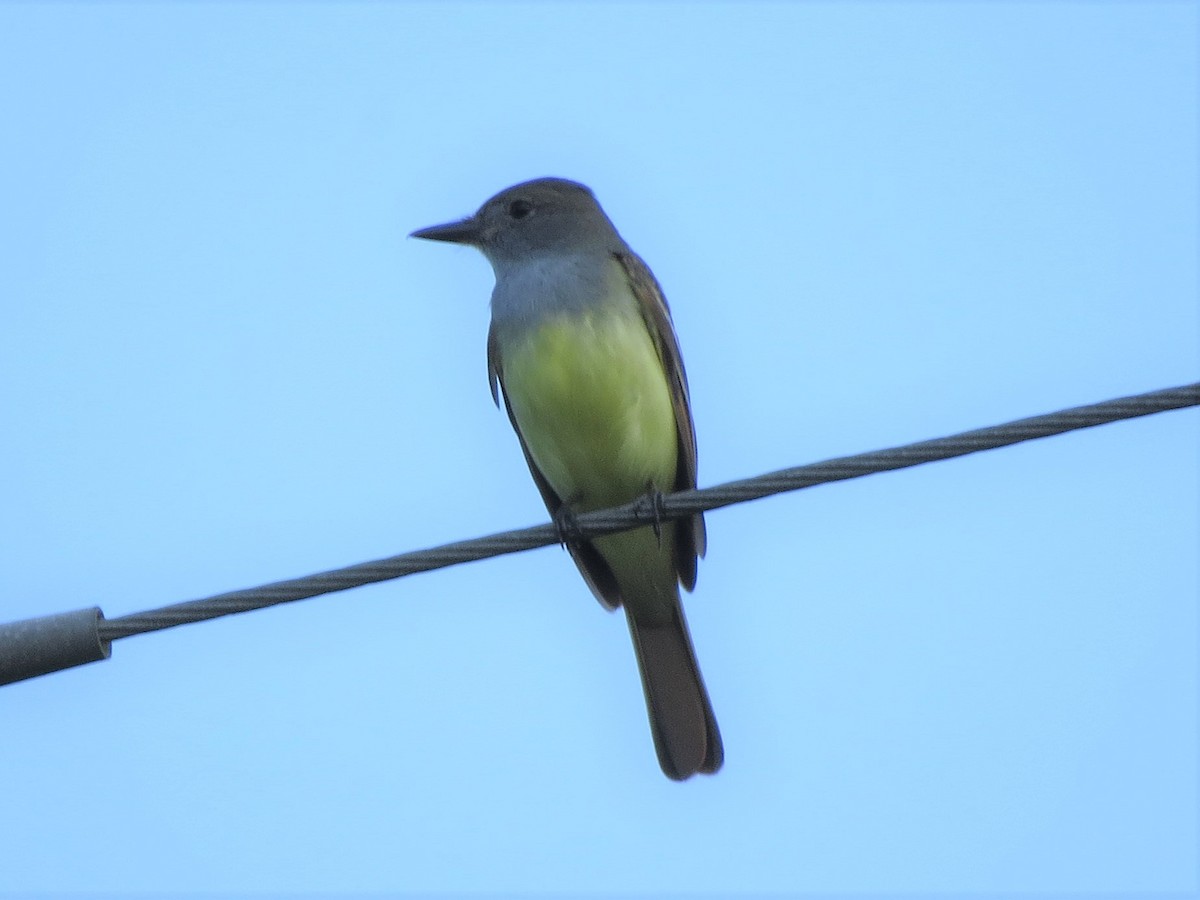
[410,215,482,245]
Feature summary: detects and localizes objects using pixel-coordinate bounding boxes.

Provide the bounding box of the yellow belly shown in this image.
[501,308,678,512]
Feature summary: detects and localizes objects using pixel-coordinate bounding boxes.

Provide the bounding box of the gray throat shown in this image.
[487,249,629,332]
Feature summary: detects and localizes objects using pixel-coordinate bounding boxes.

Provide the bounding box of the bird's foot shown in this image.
[635,488,668,547]
[552,506,585,548]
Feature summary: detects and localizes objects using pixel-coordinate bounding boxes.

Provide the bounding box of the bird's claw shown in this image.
[552,506,585,548]
[635,488,668,547]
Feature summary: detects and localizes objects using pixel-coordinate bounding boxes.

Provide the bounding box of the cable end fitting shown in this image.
[0,607,111,687]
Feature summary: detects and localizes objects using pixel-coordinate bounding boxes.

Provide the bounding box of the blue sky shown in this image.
[1,2,1197,895]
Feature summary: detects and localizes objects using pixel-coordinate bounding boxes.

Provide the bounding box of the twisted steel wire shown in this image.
[96,382,1198,642]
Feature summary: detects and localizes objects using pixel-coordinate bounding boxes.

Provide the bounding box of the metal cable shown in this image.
[93,382,1198,642]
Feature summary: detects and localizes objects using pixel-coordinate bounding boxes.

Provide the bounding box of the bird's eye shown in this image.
[508,199,533,220]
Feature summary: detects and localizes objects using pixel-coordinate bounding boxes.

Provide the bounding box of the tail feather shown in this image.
[625,604,723,780]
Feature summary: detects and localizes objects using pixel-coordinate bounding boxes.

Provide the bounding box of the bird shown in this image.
[412,178,721,779]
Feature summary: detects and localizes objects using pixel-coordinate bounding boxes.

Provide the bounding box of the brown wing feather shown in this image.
[613,251,707,590]
[488,321,622,609]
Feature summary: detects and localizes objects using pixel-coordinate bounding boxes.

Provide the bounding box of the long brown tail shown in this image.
[625,602,723,780]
